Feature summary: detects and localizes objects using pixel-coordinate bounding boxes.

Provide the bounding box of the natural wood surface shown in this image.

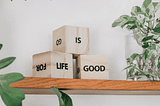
[10,77,160,90]
[77,55,108,80]
[33,51,73,78]
[10,77,160,95]
[53,25,90,56]
[33,51,51,77]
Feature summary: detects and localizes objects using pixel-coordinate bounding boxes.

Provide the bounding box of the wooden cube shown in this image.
[53,25,90,57]
[32,51,73,78]
[77,55,108,80]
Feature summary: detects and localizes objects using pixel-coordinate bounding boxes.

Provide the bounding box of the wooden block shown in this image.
[32,51,73,78]
[53,25,90,57]
[77,55,108,80]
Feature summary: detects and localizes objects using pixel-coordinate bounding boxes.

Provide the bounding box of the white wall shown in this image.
[0,0,160,106]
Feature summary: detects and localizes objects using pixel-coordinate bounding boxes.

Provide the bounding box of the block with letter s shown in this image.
[53,25,90,57]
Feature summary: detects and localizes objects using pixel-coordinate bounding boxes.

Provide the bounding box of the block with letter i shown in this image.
[77,55,108,80]
[32,51,73,78]
[53,25,90,57]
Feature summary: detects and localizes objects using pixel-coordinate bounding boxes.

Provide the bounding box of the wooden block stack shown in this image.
[32,25,109,80]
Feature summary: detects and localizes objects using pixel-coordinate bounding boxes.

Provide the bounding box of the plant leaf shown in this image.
[131,6,142,16]
[128,65,136,76]
[142,49,153,62]
[112,15,130,27]
[157,18,160,22]
[121,21,136,28]
[142,42,150,48]
[157,56,160,70]
[130,25,137,29]
[153,22,160,34]
[149,43,156,50]
[142,0,155,17]
[121,17,137,28]
[135,67,157,77]
[155,22,160,28]
[153,26,160,33]
[51,86,73,106]
[153,2,160,12]
[133,32,146,46]
[136,67,147,75]
[0,73,25,106]
[142,0,152,9]
[129,67,134,76]
[122,65,133,72]
[0,44,2,50]
[142,35,154,42]
[0,57,16,70]
[126,24,137,30]
[146,8,150,15]
[129,53,139,64]
[0,73,25,84]
[151,31,160,35]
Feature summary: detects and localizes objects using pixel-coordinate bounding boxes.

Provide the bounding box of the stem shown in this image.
[135,67,157,77]
[139,28,148,35]
[136,20,148,36]
[152,21,154,29]
[147,27,149,35]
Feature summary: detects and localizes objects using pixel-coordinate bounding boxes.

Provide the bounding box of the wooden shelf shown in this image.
[10,77,160,95]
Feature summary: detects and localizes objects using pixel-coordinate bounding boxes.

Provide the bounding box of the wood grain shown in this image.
[33,51,73,78]
[53,25,90,56]
[10,77,160,91]
[77,55,108,80]
[33,51,51,77]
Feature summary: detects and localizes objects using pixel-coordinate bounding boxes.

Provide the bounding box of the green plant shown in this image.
[0,45,72,106]
[0,44,25,106]
[112,0,160,80]
[51,86,73,106]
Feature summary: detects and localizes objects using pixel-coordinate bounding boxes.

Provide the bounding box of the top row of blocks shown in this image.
[53,25,90,57]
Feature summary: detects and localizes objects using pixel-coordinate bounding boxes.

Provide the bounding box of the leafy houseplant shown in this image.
[0,44,25,106]
[112,0,160,81]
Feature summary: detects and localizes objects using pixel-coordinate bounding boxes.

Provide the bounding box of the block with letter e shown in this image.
[53,25,90,57]
[77,55,108,80]
[32,51,73,78]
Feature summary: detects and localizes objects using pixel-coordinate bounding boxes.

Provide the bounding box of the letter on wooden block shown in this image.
[53,25,90,57]
[77,55,108,80]
[33,51,73,78]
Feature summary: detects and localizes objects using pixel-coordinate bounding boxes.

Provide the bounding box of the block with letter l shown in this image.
[32,51,73,78]
[53,25,90,57]
[77,55,108,80]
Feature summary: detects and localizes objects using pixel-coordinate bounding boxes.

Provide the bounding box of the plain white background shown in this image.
[0,0,160,105]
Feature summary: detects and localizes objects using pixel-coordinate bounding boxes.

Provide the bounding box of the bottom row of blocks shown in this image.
[32,51,108,80]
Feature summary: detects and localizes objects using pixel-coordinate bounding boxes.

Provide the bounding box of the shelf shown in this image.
[10,77,160,95]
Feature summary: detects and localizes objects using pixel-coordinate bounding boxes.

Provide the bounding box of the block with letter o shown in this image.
[77,55,108,80]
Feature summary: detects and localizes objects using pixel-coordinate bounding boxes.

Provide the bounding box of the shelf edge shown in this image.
[17,88,160,95]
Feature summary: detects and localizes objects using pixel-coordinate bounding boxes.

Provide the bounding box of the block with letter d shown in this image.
[32,51,73,78]
[53,25,90,57]
[77,55,108,80]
